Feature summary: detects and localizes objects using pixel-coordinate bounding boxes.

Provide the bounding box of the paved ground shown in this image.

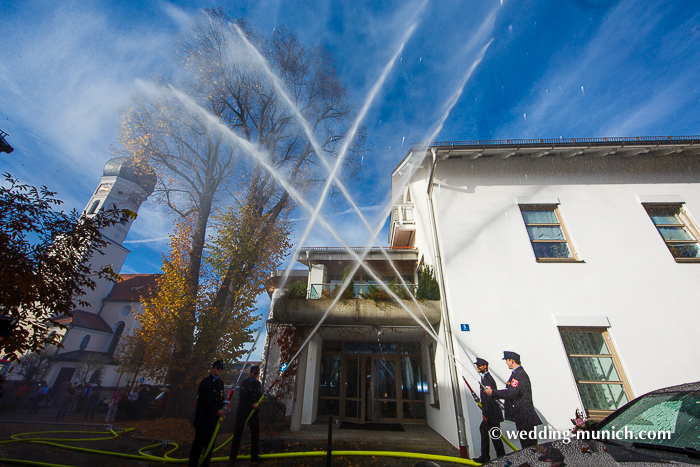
[0,408,466,467]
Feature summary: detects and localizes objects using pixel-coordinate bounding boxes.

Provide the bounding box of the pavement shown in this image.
[0,407,465,467]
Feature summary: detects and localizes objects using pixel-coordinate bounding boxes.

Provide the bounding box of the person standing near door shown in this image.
[472,358,505,464]
[229,365,263,464]
[55,383,78,420]
[485,351,542,449]
[84,382,103,420]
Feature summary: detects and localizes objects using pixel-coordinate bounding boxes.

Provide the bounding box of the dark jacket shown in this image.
[480,372,504,423]
[492,366,541,427]
[237,376,262,416]
[193,374,225,428]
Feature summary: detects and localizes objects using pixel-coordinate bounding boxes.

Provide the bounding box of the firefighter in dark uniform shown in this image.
[188,359,226,467]
[485,351,542,449]
[473,357,505,464]
[229,365,263,464]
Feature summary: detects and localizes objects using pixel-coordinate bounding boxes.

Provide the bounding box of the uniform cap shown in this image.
[474,357,489,366]
[502,351,520,361]
[212,359,224,368]
[249,365,260,373]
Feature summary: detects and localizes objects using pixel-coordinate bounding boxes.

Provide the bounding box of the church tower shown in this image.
[79,157,157,311]
[43,157,159,388]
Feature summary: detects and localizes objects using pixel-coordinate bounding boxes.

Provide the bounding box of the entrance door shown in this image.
[372,355,401,423]
[326,341,426,424]
[341,355,364,423]
[52,367,76,388]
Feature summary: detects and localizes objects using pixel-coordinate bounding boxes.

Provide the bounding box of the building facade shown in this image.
[264,136,700,458]
[262,247,441,431]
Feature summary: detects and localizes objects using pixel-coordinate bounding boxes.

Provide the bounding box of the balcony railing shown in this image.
[308,283,417,300]
[391,204,415,226]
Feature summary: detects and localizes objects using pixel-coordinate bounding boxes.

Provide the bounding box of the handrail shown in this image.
[308,283,417,300]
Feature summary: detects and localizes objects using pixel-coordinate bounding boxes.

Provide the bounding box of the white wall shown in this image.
[406,152,700,452]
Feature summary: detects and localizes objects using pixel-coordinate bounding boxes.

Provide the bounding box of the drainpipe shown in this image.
[426,147,469,458]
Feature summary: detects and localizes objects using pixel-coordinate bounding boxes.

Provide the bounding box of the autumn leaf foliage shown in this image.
[0,174,127,359]
[120,204,291,402]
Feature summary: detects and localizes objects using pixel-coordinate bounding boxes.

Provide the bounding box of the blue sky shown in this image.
[3,0,700,357]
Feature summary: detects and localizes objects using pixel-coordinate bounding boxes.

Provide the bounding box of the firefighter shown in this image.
[188,360,226,467]
[485,351,542,449]
[473,357,505,463]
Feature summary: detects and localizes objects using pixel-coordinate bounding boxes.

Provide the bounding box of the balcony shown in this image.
[390,204,416,247]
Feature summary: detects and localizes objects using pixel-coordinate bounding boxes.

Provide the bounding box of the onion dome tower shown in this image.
[79,156,157,309]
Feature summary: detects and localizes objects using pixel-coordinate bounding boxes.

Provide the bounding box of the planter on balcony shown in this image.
[272,297,441,327]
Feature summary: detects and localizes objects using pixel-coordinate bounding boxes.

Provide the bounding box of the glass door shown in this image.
[341,355,364,423]
[373,356,401,423]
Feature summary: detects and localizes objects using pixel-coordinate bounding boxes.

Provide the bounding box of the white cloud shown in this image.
[2,1,176,186]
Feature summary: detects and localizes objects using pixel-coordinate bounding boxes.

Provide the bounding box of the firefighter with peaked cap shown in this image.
[485,351,542,449]
[229,365,263,464]
[188,359,226,467]
[473,357,505,463]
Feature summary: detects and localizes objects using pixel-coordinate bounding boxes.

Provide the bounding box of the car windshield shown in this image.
[597,390,700,450]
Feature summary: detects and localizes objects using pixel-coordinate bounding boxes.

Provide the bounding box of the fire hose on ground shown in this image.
[1,420,484,466]
[0,402,481,467]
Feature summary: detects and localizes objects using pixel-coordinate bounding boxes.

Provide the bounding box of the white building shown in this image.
[264,135,700,458]
[40,157,159,388]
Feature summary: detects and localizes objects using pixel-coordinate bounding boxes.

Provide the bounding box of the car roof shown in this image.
[647,381,700,395]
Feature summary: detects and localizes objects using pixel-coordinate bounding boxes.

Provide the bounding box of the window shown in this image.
[520,205,578,261]
[107,322,125,357]
[559,327,632,419]
[79,335,91,351]
[643,204,700,261]
[95,183,112,195]
[86,200,100,215]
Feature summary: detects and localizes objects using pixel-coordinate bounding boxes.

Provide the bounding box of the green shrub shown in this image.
[331,266,356,299]
[416,265,440,300]
[286,280,307,299]
[361,284,391,302]
[389,279,412,300]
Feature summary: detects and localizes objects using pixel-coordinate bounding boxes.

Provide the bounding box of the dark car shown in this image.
[147,387,170,419]
[484,381,700,466]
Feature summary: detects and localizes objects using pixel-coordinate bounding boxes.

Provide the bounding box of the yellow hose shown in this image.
[500,432,518,452]
[470,398,519,453]
[1,427,485,466]
[196,418,222,467]
[0,425,480,467]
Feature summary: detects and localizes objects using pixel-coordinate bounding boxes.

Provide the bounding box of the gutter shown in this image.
[426,148,469,458]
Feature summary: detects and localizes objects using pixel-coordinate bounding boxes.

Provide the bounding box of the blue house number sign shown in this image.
[460,324,470,331]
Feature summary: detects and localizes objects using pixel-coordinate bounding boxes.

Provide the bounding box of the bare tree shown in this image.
[119,9,364,417]
[17,346,57,382]
[74,354,109,386]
